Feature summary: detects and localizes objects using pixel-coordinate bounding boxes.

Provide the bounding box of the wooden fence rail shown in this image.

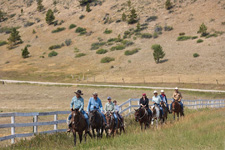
[0,99,225,144]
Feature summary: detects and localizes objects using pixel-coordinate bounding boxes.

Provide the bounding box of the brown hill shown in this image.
[0,0,225,84]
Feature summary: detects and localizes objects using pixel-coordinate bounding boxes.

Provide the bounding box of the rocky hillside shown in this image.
[0,0,225,84]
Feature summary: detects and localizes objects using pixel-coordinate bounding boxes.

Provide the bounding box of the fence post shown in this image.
[195,101,197,109]
[33,115,38,134]
[54,114,58,131]
[11,116,15,144]
[129,99,131,113]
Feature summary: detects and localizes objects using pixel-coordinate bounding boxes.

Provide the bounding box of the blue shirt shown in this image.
[70,96,84,112]
[87,97,103,112]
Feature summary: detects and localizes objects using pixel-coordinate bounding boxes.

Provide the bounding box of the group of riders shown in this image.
[67,87,183,132]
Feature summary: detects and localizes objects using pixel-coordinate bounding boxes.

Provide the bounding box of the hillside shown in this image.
[0,0,225,84]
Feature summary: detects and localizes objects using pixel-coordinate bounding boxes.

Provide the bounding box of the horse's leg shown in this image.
[96,128,100,138]
[173,111,175,120]
[177,112,179,121]
[73,131,76,146]
[141,122,143,130]
[92,128,95,138]
[156,118,158,129]
[78,132,83,143]
[100,126,104,138]
[151,118,154,126]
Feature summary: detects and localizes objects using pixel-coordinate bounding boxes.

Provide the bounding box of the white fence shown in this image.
[119,99,225,117]
[0,99,225,144]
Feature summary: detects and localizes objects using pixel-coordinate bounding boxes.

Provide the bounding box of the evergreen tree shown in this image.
[165,0,172,10]
[136,22,141,32]
[127,0,131,8]
[122,13,126,21]
[21,46,30,58]
[128,8,138,24]
[45,9,55,25]
[37,0,44,12]
[0,10,6,22]
[8,28,22,47]
[198,23,208,36]
[151,44,165,64]
[86,3,91,12]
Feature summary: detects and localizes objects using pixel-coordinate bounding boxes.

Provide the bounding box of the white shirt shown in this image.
[114,104,120,112]
[152,95,162,104]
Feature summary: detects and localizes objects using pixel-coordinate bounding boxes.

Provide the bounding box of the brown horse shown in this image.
[134,107,151,130]
[70,109,92,146]
[171,100,184,121]
[160,101,168,124]
[105,111,125,136]
[89,109,105,138]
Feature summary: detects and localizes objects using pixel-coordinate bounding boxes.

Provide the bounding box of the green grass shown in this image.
[75,27,87,35]
[101,57,115,63]
[75,53,86,58]
[110,45,125,51]
[49,44,62,50]
[91,42,106,50]
[141,33,152,39]
[124,48,140,56]
[193,53,200,58]
[197,39,203,43]
[52,27,66,33]
[96,49,108,54]
[48,51,58,57]
[69,24,76,29]
[104,28,112,34]
[3,108,224,150]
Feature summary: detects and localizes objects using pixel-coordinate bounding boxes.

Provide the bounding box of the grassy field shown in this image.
[1,108,225,150]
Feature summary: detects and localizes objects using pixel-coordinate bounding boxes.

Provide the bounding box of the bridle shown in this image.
[138,108,147,120]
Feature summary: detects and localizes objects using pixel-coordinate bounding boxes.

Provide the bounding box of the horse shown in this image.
[150,105,161,128]
[134,107,151,130]
[89,109,105,138]
[70,109,92,146]
[160,101,168,124]
[105,111,125,136]
[171,100,184,121]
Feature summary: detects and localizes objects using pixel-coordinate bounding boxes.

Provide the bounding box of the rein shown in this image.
[139,108,147,120]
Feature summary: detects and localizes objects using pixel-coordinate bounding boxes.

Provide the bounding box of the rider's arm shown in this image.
[87,98,91,113]
[105,103,107,112]
[79,97,84,112]
[99,98,103,112]
[70,97,74,110]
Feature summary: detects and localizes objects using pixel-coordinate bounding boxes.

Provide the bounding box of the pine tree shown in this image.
[8,28,23,47]
[165,0,172,10]
[21,46,30,58]
[127,0,131,8]
[122,13,126,21]
[198,23,208,36]
[136,22,141,32]
[128,8,138,24]
[86,3,91,12]
[37,0,44,12]
[151,44,165,64]
[0,10,6,22]
[45,9,55,25]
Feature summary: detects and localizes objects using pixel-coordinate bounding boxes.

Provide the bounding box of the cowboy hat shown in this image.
[74,90,83,95]
[175,87,179,90]
[161,90,164,93]
[153,90,158,94]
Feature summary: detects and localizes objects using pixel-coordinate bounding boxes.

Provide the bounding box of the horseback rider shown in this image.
[160,90,171,113]
[67,90,89,132]
[139,93,152,117]
[152,90,163,118]
[170,87,184,113]
[87,92,107,126]
[105,96,118,127]
[113,100,123,124]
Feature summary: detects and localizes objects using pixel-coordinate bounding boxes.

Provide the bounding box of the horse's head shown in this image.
[105,111,113,127]
[150,105,155,112]
[160,101,166,107]
[134,108,141,122]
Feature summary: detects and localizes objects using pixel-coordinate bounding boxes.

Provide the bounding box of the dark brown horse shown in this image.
[134,107,151,130]
[171,100,184,120]
[105,111,125,136]
[160,101,168,124]
[70,109,92,146]
[89,109,105,138]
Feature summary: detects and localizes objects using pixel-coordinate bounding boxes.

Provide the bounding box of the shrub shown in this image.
[165,0,173,10]
[164,25,173,31]
[96,49,108,54]
[121,40,134,46]
[46,9,55,25]
[107,38,118,43]
[65,39,72,46]
[7,28,23,47]
[179,32,185,36]
[32,29,36,34]
[48,51,58,57]
[91,42,106,50]
[75,53,86,58]
[110,45,125,51]
[75,27,87,35]
[86,3,91,12]
[154,26,163,34]
[52,27,66,33]
[0,41,7,46]
[192,36,198,39]
[177,36,192,41]
[49,44,61,50]
[145,16,157,22]
[198,23,208,36]
[101,57,115,63]
[127,8,138,24]
[37,0,44,12]
[79,15,85,19]
[205,33,218,38]
[104,28,112,34]
[21,46,30,58]
[197,39,203,43]
[221,22,225,25]
[122,13,126,21]
[151,44,165,63]
[141,33,152,39]
[124,48,139,56]
[24,21,35,27]
[193,53,199,58]
[69,24,76,29]
[153,32,158,39]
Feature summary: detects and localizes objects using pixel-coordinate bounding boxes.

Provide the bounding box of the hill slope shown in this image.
[0,0,225,84]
